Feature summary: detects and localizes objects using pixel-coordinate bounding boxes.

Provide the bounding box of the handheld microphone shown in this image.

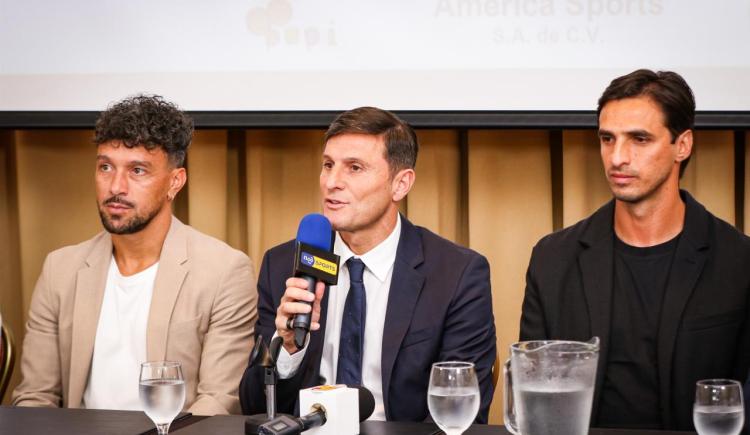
[258,386,375,435]
[292,214,340,349]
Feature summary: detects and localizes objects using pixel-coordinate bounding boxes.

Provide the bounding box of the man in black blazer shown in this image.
[521,69,750,431]
[240,107,496,422]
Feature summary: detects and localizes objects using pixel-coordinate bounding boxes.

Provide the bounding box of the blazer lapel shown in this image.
[147,217,189,361]
[577,200,616,418]
[656,191,710,428]
[68,232,112,408]
[380,217,425,419]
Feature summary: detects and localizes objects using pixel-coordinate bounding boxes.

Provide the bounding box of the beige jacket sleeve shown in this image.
[12,254,64,407]
[187,252,258,415]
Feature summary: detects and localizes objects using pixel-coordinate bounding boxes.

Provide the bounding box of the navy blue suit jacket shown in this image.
[239,216,496,422]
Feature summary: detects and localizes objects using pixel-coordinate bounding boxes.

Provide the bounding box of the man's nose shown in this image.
[324,166,344,190]
[610,140,631,167]
[109,170,128,196]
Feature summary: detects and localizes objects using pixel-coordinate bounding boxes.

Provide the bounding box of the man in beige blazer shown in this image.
[12,95,257,415]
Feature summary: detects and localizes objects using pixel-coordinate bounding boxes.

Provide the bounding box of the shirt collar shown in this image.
[334,214,402,283]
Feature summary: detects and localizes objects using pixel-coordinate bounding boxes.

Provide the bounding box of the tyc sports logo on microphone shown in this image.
[301,251,338,275]
[294,241,340,285]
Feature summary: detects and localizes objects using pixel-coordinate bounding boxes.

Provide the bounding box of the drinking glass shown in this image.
[693,379,744,435]
[139,361,186,435]
[427,361,480,435]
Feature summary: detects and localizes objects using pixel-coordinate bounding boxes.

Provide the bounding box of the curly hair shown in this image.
[94,95,193,167]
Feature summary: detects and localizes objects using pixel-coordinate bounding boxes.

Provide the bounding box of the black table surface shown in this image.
[0,406,166,435]
[0,407,697,435]
[173,414,696,435]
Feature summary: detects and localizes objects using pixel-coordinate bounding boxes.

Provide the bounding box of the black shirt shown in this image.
[597,233,681,429]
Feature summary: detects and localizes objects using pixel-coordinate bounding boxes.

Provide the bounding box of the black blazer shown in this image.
[240,216,497,422]
[520,190,750,431]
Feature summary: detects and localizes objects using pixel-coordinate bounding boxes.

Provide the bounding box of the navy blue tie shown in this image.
[336,258,367,386]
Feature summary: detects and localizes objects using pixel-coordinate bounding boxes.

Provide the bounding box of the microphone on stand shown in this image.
[244,335,288,435]
[258,386,375,435]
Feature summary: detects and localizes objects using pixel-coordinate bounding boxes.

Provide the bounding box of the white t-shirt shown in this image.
[82,257,158,410]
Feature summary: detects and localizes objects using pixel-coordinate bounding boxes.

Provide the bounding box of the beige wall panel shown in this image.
[0,131,21,331]
[187,130,228,242]
[225,134,247,253]
[407,130,461,243]
[746,132,749,236]
[245,130,325,268]
[680,131,735,224]
[562,130,612,227]
[15,130,101,317]
[0,131,22,403]
[468,130,553,424]
[13,130,100,402]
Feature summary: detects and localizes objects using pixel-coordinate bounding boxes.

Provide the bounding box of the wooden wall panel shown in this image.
[225,131,248,253]
[562,130,611,227]
[15,130,101,317]
[245,130,325,268]
[12,130,100,403]
[680,131,735,224]
[467,130,553,424]
[186,130,229,242]
[407,130,461,243]
[0,131,22,403]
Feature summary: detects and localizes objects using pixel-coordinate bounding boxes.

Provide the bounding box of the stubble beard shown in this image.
[610,167,673,205]
[98,202,162,235]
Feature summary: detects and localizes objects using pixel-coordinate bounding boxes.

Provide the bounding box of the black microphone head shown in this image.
[269,335,284,363]
[249,335,272,368]
[348,385,375,422]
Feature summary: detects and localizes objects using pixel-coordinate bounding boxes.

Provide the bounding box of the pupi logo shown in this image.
[246,0,337,47]
[301,252,315,267]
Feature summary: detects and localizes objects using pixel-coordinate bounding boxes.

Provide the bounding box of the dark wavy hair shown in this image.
[94,95,193,168]
[598,69,695,177]
[324,106,418,174]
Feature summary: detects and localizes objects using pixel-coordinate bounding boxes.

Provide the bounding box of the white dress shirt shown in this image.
[276,215,402,421]
[83,257,158,410]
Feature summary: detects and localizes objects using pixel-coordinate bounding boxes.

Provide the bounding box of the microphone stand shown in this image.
[245,335,293,435]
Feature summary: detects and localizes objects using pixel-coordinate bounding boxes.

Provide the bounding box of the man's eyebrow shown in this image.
[342,157,366,165]
[597,129,654,137]
[625,129,653,137]
[321,155,366,164]
[128,160,153,167]
[95,156,153,167]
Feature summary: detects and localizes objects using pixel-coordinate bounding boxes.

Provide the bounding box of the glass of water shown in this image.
[139,361,186,435]
[693,379,744,435]
[428,361,481,435]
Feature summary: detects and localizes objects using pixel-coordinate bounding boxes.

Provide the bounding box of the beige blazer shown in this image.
[12,217,257,415]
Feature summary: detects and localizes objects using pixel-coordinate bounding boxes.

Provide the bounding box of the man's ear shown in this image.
[392,168,416,202]
[167,167,187,201]
[675,129,693,164]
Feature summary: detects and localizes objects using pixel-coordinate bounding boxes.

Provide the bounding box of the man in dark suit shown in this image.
[239,107,496,422]
[520,69,750,431]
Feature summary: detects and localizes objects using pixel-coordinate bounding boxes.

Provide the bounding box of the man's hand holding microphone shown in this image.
[279,213,340,353]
